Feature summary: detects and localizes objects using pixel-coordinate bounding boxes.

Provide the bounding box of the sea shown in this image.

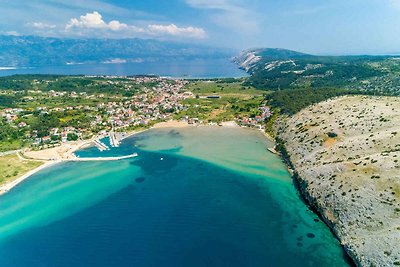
[0,126,352,267]
[0,58,247,78]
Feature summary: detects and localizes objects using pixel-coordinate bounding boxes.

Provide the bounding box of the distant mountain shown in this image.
[234,48,400,95]
[0,35,234,67]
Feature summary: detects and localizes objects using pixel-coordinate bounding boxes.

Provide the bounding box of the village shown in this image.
[0,76,272,151]
[0,77,190,149]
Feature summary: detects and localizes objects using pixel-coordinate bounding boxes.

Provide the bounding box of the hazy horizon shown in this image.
[1,0,400,55]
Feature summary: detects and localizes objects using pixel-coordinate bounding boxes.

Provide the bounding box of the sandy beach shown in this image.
[152,120,192,129]
[258,128,275,142]
[23,140,93,161]
[153,119,242,129]
[0,139,96,196]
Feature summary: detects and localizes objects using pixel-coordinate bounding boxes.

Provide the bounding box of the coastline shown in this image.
[271,135,356,265]
[0,160,60,196]
[275,96,400,267]
[258,128,275,142]
[0,120,201,196]
[0,118,352,265]
[276,135,363,267]
[0,120,272,197]
[152,120,193,129]
[0,119,348,267]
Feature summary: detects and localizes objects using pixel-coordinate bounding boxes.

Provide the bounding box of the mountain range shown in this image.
[0,35,234,67]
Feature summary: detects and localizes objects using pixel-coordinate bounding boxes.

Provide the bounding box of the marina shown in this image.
[109,132,120,148]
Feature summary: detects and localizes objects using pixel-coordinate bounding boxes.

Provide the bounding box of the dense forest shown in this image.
[0,75,147,96]
[0,95,17,108]
[245,58,384,90]
[232,48,400,118]
[265,88,356,114]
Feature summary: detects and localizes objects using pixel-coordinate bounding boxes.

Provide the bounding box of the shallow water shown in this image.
[0,126,351,266]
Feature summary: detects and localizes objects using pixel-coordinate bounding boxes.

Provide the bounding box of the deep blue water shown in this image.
[0,128,352,267]
[0,59,247,78]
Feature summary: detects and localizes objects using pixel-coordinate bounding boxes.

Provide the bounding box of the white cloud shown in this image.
[108,20,128,31]
[29,22,56,29]
[389,0,400,8]
[148,24,206,39]
[66,11,127,31]
[64,11,206,39]
[185,0,260,33]
[5,31,20,36]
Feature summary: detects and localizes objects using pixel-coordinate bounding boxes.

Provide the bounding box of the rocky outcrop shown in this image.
[277,96,400,266]
[232,49,262,73]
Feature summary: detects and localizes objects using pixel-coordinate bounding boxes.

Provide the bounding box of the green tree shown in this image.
[67,133,78,141]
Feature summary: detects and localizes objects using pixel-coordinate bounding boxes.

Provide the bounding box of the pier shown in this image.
[70,153,138,162]
[109,131,120,148]
[93,139,110,151]
[109,122,121,148]
[267,147,279,155]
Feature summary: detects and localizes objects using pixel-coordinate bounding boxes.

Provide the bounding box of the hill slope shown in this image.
[234,48,400,95]
[278,95,400,266]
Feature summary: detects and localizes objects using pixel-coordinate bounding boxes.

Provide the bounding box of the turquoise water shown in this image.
[0,126,351,266]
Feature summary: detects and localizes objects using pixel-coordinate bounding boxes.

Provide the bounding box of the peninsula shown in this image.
[277,95,400,266]
[234,48,400,266]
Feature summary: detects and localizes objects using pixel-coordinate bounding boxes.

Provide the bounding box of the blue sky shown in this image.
[1,0,400,54]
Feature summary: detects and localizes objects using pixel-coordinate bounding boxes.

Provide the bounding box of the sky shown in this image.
[1,0,400,54]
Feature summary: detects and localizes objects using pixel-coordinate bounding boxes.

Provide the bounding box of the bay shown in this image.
[0,58,247,78]
[0,126,351,266]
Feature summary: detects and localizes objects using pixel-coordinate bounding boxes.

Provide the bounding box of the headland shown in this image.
[276,95,400,266]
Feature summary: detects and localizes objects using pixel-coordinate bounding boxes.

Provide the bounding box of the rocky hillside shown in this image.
[235,48,400,95]
[277,95,400,266]
[233,48,310,74]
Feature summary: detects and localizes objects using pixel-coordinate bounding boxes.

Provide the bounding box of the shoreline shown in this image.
[2,119,349,264]
[0,120,274,197]
[274,96,400,267]
[0,120,222,196]
[0,160,60,196]
[272,142,355,264]
[271,140,357,266]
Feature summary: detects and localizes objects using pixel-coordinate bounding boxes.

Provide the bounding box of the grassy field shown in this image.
[0,140,25,152]
[16,95,122,110]
[0,154,43,186]
[186,80,265,98]
[177,80,266,122]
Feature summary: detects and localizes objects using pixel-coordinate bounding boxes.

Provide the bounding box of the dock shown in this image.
[109,122,121,148]
[109,131,120,147]
[267,147,279,155]
[93,139,110,151]
[69,153,138,162]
